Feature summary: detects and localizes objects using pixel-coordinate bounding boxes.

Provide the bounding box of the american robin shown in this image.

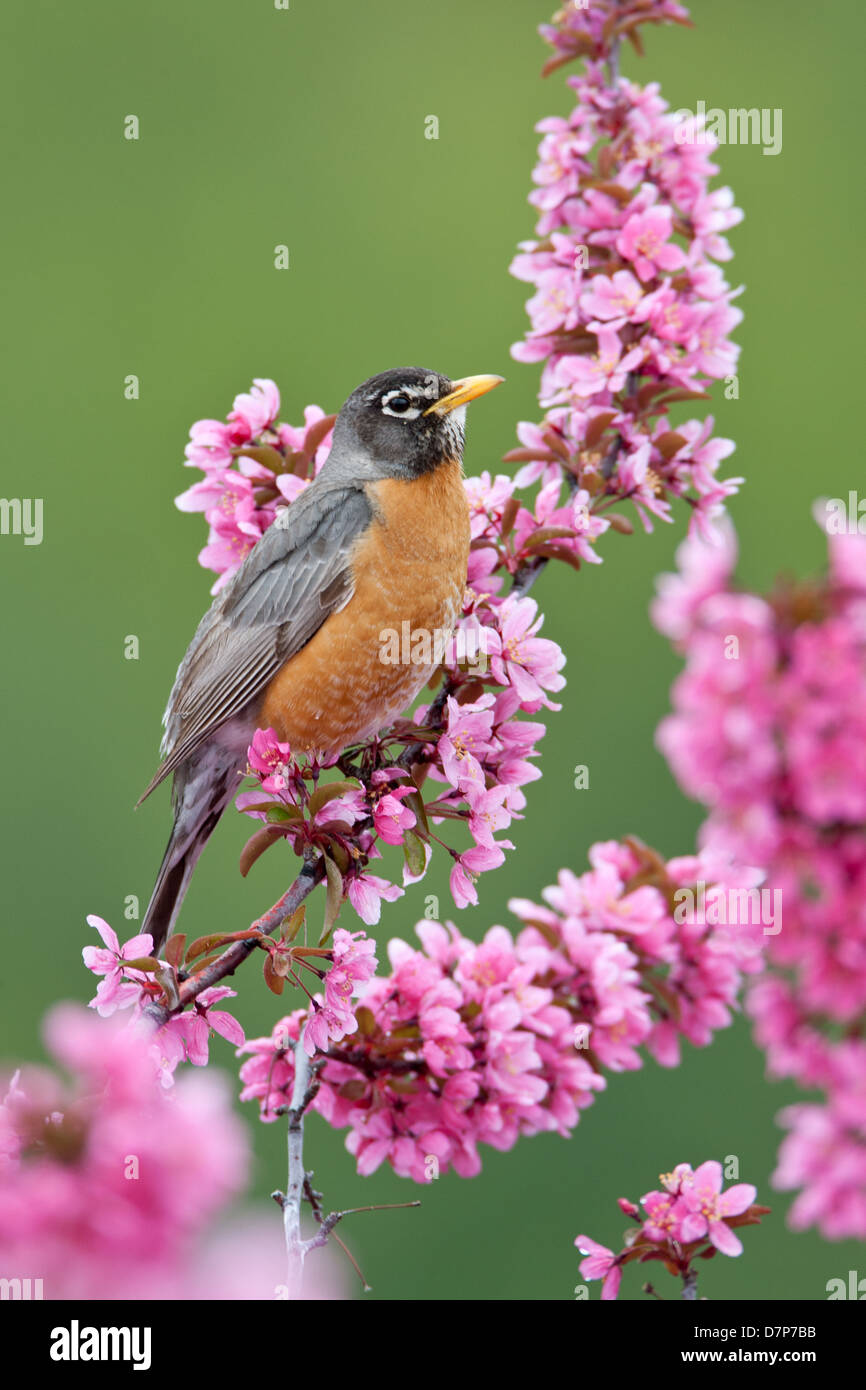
[139,366,504,950]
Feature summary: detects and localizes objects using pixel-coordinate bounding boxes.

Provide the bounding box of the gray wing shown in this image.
[138,479,373,801]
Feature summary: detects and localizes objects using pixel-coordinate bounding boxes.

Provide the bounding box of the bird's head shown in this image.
[328,366,504,480]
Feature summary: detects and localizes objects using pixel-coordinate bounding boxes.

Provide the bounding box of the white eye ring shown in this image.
[381,388,422,420]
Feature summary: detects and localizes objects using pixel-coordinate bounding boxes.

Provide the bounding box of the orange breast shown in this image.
[258,459,470,754]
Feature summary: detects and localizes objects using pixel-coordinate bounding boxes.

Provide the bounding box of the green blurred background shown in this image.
[1,0,862,1300]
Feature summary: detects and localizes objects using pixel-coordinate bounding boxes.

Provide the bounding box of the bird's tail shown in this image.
[141,747,240,954]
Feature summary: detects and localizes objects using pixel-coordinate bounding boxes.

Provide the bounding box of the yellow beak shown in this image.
[424,374,505,416]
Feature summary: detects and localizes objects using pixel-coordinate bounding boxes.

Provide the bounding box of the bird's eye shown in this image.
[379,389,421,420]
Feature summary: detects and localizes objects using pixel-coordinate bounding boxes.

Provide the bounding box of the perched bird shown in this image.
[139,366,503,951]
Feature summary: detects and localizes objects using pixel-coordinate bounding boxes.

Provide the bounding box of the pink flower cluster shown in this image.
[82,915,245,1087]
[177,380,335,594]
[576,1158,764,1300]
[238,839,763,1181]
[540,1,691,77]
[303,928,378,1057]
[510,2,742,543]
[0,1005,253,1299]
[654,520,866,1239]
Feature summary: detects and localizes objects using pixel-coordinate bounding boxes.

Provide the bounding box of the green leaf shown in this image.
[281,905,306,944]
[404,790,429,835]
[319,855,344,945]
[266,805,301,823]
[402,830,427,878]
[122,956,161,972]
[234,443,286,472]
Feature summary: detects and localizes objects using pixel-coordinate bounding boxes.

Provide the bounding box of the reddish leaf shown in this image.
[189,952,224,975]
[584,411,618,449]
[655,389,711,406]
[455,679,486,705]
[542,428,572,461]
[164,934,186,970]
[355,1006,377,1036]
[499,496,521,538]
[502,447,557,464]
[239,825,285,878]
[303,413,337,458]
[263,952,285,995]
[186,928,265,963]
[585,181,632,205]
[523,525,578,547]
[654,430,688,459]
[527,542,582,571]
[339,1080,368,1100]
[308,778,361,818]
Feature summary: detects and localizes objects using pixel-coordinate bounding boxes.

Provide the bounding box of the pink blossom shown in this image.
[486,597,566,708]
[152,987,245,1085]
[241,840,763,1183]
[580,270,645,324]
[616,205,686,281]
[509,45,741,547]
[655,517,866,1238]
[575,1236,622,1300]
[577,1154,764,1299]
[372,789,416,845]
[438,695,496,791]
[247,727,294,794]
[229,378,281,437]
[676,1160,757,1255]
[450,844,506,908]
[82,916,155,1017]
[346,873,403,926]
[0,1006,250,1298]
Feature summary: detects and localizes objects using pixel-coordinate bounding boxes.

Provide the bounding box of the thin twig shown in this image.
[142,857,325,1028]
[271,1034,317,1298]
[270,1042,420,1297]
